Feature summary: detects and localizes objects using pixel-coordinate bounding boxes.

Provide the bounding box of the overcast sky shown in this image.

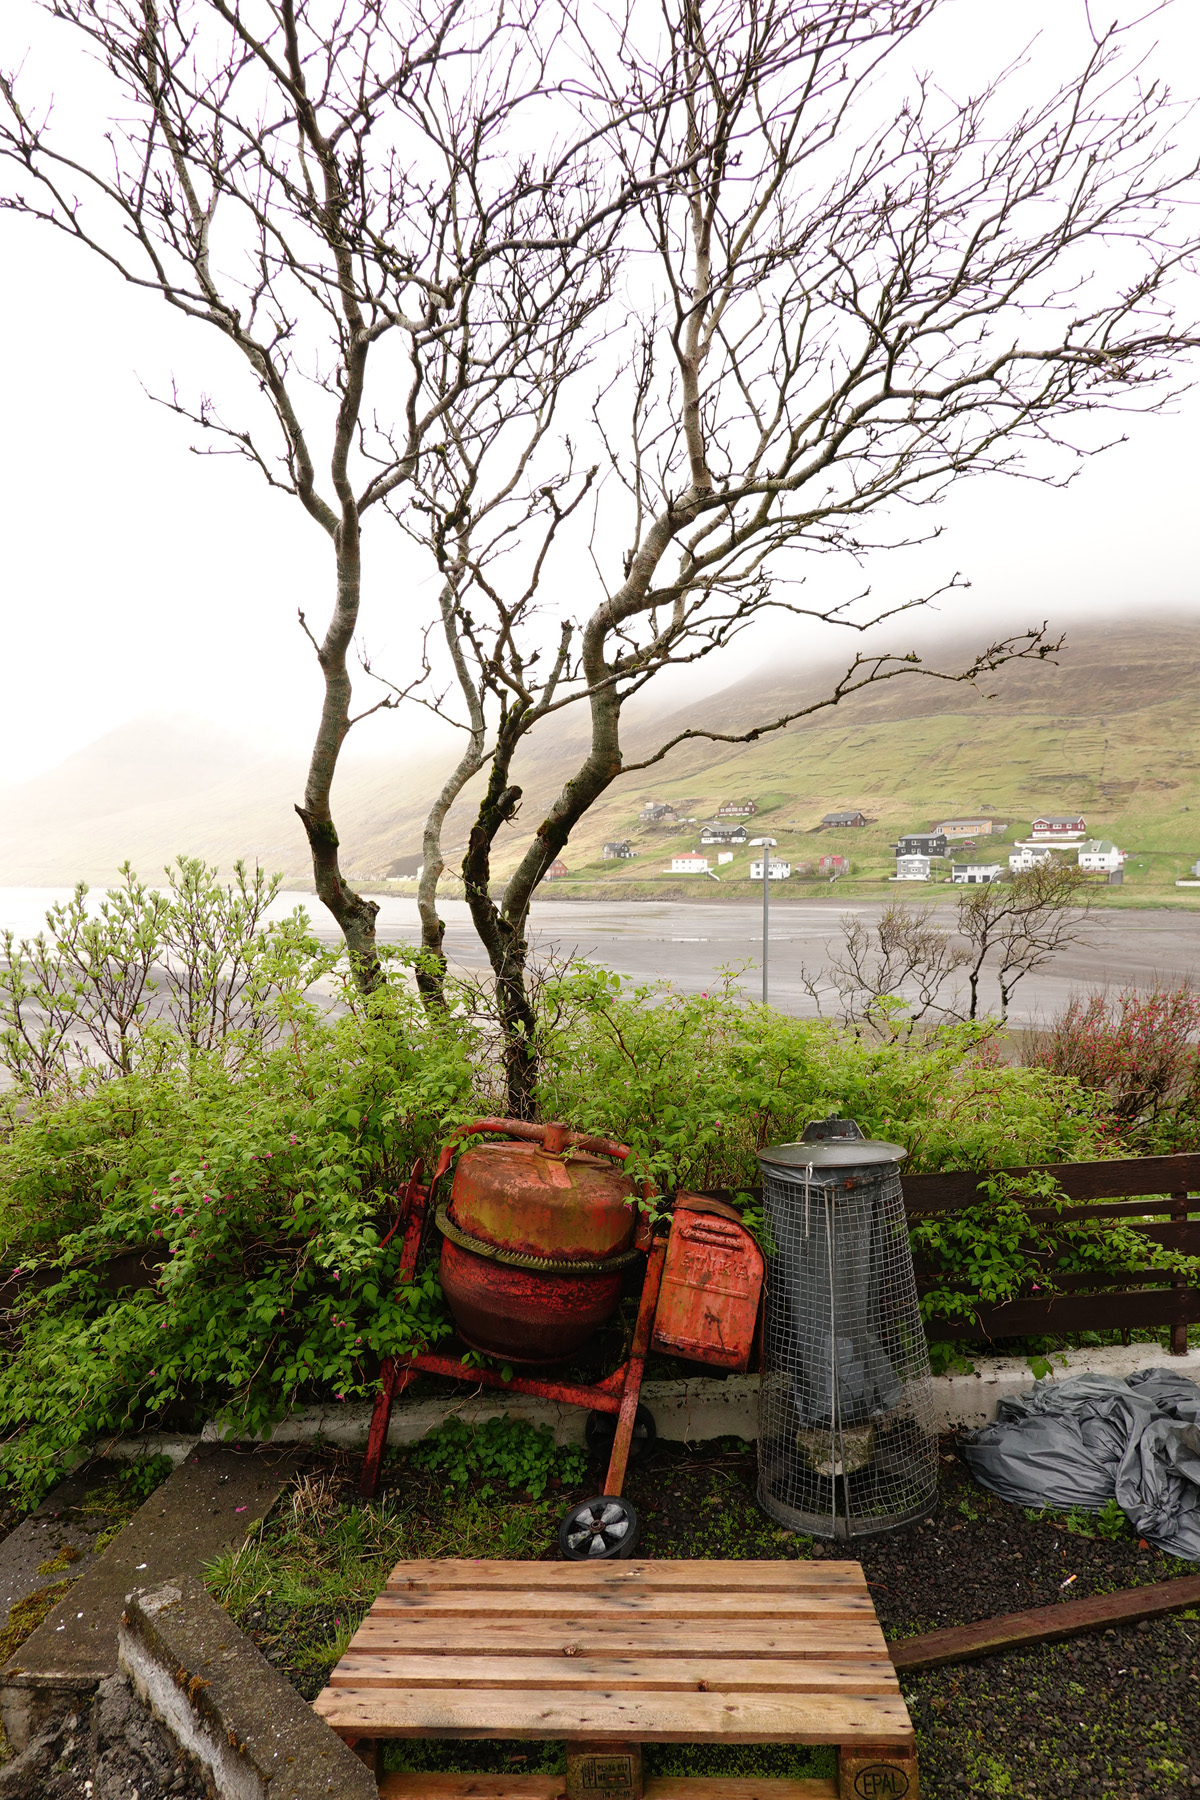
[0,0,1197,787]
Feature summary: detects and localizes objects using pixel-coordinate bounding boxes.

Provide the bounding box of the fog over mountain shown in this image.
[1,614,1196,888]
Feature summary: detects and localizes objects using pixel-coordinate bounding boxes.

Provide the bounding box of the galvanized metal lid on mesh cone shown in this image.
[756,1116,938,1540]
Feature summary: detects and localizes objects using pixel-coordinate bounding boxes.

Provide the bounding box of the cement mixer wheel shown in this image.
[557,1495,642,1560]
[584,1403,657,1466]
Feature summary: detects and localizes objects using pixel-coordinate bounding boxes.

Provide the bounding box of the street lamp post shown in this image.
[749,836,777,1005]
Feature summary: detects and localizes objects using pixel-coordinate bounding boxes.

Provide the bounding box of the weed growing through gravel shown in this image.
[205,1463,559,1688]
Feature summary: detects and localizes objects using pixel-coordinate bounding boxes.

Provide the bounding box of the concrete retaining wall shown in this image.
[97,1341,1200,1468]
[119,1578,376,1800]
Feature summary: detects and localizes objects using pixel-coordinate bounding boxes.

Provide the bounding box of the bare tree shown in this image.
[0,0,651,986]
[958,860,1095,1021]
[395,0,1197,1110]
[800,902,969,1033]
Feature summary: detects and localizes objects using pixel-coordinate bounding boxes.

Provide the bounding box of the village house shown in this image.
[1009,846,1053,872]
[545,858,569,879]
[1077,839,1125,874]
[818,854,848,874]
[952,863,1002,884]
[668,854,710,874]
[936,817,994,839]
[893,854,931,882]
[821,809,867,828]
[750,858,791,880]
[1030,812,1086,838]
[603,840,634,859]
[699,821,749,846]
[717,851,734,865]
[717,799,757,817]
[639,801,677,824]
[896,832,947,859]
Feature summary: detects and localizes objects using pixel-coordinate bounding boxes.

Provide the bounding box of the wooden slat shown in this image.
[924,1288,1200,1339]
[384,1561,865,1592]
[890,1572,1200,1673]
[344,1619,888,1661]
[647,1782,839,1800]
[377,1779,566,1800]
[372,1592,872,1621]
[313,1686,915,1746]
[330,1655,900,1694]
[376,1780,839,1800]
[901,1153,1200,1213]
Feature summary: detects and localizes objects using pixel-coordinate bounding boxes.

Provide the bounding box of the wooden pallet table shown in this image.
[314,1560,918,1800]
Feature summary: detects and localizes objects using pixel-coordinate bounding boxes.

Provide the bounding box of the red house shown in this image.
[545,858,569,879]
[1030,813,1086,838]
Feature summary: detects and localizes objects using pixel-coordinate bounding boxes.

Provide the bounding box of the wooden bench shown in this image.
[313,1560,918,1800]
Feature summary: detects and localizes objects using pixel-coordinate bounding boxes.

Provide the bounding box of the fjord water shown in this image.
[3,888,1199,1026]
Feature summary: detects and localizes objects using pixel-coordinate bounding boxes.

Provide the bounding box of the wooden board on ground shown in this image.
[890,1571,1200,1672]
[315,1557,916,1800]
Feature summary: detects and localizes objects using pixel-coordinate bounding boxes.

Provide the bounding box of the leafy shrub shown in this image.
[0,977,481,1501]
[410,1414,589,1499]
[911,1171,1198,1326]
[1029,983,1200,1153]
[0,911,1121,1505]
[535,966,1105,1190]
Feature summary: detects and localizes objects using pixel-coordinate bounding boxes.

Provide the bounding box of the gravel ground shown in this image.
[0,1674,208,1800]
[224,1437,1200,1800]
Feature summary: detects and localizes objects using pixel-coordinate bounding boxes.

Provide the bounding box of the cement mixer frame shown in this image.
[359,1119,764,1559]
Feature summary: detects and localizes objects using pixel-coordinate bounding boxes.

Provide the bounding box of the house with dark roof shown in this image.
[821,809,867,828]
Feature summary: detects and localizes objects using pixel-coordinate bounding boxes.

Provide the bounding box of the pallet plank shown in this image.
[383,1561,866,1592]
[377,1779,566,1800]
[344,1620,888,1661]
[313,1686,914,1746]
[647,1783,839,1800]
[329,1655,900,1694]
[376,1780,839,1800]
[372,1592,873,1620]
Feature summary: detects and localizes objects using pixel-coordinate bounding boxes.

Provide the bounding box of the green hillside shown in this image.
[397,616,1200,909]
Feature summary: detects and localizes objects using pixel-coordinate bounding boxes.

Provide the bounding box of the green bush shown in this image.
[0,897,1116,1506]
[0,973,483,1501]
[534,966,1105,1189]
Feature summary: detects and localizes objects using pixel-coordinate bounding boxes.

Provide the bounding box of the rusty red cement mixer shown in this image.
[361,1118,765,1558]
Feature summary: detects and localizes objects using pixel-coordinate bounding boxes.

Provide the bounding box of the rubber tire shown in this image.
[584,1403,657,1466]
[557,1494,642,1560]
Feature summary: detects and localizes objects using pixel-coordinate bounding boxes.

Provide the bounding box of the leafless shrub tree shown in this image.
[800,903,969,1033]
[396,0,1198,1110]
[4,1,1197,1114]
[958,860,1096,1021]
[0,0,655,987]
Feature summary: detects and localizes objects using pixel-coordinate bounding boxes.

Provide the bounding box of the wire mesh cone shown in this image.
[756,1135,937,1540]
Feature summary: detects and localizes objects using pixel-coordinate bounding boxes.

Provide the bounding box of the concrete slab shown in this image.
[0,1443,303,1752]
[929,1339,1200,1431]
[0,1468,122,1637]
[120,1576,376,1800]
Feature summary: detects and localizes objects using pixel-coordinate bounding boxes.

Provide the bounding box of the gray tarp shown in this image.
[962,1368,1200,1560]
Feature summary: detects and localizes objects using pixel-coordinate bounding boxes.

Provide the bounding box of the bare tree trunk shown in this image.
[415,574,486,1008]
[460,738,541,1117]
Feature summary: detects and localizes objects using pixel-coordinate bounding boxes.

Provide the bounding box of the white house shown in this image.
[1009,846,1053,873]
[952,863,1002,884]
[699,822,749,845]
[668,854,710,874]
[1077,840,1125,874]
[892,854,931,881]
[717,851,734,865]
[750,859,791,880]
